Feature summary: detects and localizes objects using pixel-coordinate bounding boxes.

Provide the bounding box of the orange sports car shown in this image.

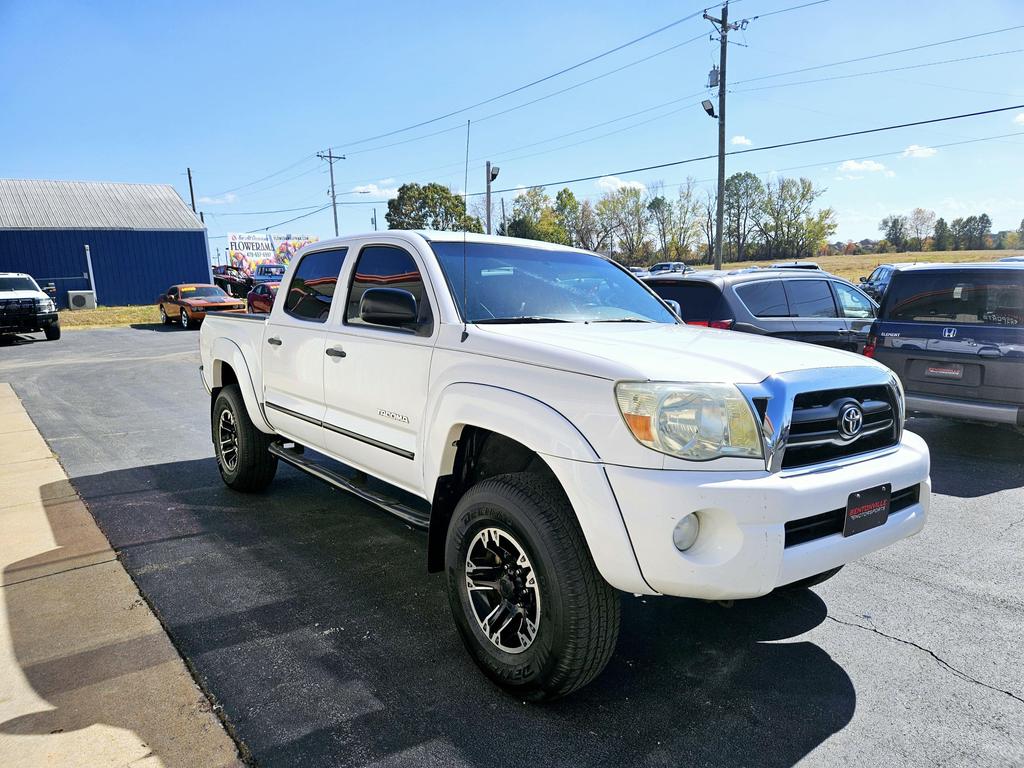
[157,283,245,329]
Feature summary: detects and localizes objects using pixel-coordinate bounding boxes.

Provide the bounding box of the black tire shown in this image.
[180,307,191,329]
[44,324,61,341]
[779,565,844,591]
[445,472,620,701]
[212,384,278,492]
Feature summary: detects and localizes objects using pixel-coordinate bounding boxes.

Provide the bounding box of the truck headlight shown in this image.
[615,382,763,461]
[35,297,55,313]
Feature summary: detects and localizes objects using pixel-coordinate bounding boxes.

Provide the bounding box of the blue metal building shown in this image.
[0,179,210,307]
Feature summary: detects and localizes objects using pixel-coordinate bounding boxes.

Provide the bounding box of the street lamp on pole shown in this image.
[485,162,500,234]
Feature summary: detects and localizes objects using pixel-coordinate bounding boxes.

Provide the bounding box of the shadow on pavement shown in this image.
[908,416,1024,497]
[129,322,182,332]
[11,457,857,768]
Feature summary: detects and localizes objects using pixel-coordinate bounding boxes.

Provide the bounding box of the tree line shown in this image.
[878,209,1022,253]
[385,173,838,267]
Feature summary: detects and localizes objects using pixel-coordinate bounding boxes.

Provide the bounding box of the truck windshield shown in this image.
[431,242,676,324]
[883,269,1024,327]
[0,276,40,292]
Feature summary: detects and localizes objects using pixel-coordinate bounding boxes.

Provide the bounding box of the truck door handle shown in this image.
[978,347,1001,359]
[267,336,282,346]
[326,347,347,358]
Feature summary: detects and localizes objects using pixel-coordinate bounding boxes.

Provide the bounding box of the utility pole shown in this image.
[500,197,506,234]
[371,208,378,231]
[186,167,196,213]
[485,161,500,234]
[704,1,743,270]
[316,150,345,236]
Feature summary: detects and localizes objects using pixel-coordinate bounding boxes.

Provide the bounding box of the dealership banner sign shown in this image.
[226,233,319,274]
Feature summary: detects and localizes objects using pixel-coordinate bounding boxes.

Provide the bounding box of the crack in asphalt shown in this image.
[826,614,1024,707]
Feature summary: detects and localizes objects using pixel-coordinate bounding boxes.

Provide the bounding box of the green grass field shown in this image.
[704,249,1023,283]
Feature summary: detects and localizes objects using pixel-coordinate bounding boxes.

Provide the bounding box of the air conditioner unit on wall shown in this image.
[67,290,97,310]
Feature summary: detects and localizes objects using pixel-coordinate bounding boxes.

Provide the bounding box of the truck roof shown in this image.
[892,262,1024,272]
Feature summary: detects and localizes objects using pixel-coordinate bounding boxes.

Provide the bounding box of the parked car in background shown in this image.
[247,282,279,314]
[627,266,649,277]
[647,261,691,275]
[859,263,920,301]
[212,265,251,297]
[0,272,60,340]
[867,263,1024,431]
[158,284,246,329]
[644,269,878,353]
[251,263,287,284]
[770,261,821,270]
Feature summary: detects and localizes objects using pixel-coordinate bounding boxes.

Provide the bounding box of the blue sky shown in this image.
[2,0,1022,248]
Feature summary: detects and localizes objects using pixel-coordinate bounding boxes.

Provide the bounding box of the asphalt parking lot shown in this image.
[2,325,1022,768]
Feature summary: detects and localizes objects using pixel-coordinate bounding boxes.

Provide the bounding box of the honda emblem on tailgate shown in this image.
[942,327,957,338]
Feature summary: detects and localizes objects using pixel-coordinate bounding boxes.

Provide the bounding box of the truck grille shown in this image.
[784,484,920,547]
[0,298,37,317]
[781,384,899,470]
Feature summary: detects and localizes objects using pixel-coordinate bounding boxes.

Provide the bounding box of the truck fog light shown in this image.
[673,514,700,552]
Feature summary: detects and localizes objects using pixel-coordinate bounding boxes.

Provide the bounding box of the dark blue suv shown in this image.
[868,263,1024,430]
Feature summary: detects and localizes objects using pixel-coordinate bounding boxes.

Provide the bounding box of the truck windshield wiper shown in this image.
[475,316,573,324]
[591,317,654,323]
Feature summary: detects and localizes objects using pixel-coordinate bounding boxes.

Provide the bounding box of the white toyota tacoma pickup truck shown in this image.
[199,231,930,700]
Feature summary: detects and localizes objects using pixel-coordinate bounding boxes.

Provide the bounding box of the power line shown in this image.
[472,103,1024,196]
[732,48,1024,93]
[206,204,324,217]
[204,153,318,198]
[746,0,833,20]
[331,7,713,152]
[734,23,1024,85]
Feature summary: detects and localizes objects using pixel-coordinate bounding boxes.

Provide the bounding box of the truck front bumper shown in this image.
[605,431,930,600]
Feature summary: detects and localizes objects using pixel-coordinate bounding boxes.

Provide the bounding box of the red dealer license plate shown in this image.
[843,484,891,537]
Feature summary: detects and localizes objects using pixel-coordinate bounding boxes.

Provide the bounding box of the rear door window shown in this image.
[284,248,347,322]
[784,280,838,318]
[833,282,875,319]
[736,280,789,317]
[884,270,1024,326]
[646,281,728,322]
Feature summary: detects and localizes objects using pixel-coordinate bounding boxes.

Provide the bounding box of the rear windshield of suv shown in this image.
[646,281,729,321]
[883,269,1024,327]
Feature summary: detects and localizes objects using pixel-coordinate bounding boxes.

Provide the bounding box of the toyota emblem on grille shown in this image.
[838,403,864,439]
[942,327,957,338]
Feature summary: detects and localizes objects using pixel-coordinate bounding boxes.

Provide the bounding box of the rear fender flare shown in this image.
[209,337,274,434]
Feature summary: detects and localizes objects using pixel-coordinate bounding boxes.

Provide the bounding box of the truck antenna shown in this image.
[461,119,470,343]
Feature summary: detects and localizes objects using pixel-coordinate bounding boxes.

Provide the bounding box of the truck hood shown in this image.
[0,290,46,301]
[469,322,885,383]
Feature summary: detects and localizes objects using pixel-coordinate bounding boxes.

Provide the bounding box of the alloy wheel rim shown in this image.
[218,409,239,471]
[464,527,541,654]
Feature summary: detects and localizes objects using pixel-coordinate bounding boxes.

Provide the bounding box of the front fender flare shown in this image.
[423,383,653,595]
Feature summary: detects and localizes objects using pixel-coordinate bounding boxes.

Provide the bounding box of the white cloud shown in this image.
[595,175,645,193]
[838,159,887,173]
[730,135,752,146]
[197,192,237,205]
[351,182,399,198]
[902,144,937,158]
[1014,112,1024,125]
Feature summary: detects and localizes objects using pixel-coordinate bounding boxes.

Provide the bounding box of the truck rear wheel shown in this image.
[212,384,277,492]
[445,472,620,700]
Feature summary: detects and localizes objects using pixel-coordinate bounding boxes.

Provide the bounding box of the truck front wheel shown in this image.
[212,384,277,492]
[44,323,60,340]
[445,472,620,700]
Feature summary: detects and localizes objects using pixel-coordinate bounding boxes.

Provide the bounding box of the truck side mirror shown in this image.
[665,299,682,317]
[859,276,867,282]
[360,288,418,327]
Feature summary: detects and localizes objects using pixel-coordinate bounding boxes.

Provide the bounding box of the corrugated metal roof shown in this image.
[0,179,205,231]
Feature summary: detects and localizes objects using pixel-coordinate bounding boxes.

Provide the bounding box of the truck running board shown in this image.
[269,442,430,530]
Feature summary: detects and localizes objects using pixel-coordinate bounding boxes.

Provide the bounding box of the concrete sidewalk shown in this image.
[0,383,242,768]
